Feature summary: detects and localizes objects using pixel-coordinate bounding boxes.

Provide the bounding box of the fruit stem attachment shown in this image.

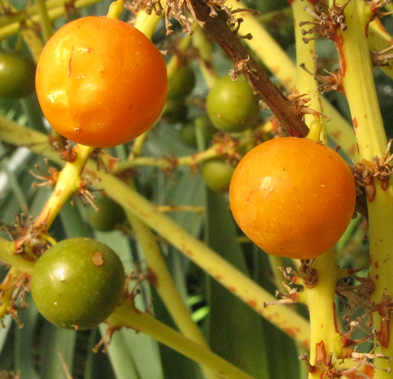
[133,0,165,40]
[0,238,35,273]
[305,250,344,378]
[106,0,124,20]
[292,0,326,144]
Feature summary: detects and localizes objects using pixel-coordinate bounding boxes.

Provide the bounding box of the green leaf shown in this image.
[102,324,164,379]
[0,316,13,372]
[14,294,40,379]
[84,329,116,379]
[151,287,203,379]
[205,189,270,378]
[20,95,47,133]
[60,200,92,239]
[0,315,12,353]
[38,318,76,379]
[253,248,301,379]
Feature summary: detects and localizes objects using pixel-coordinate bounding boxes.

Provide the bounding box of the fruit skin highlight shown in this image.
[36,16,168,148]
[31,238,125,330]
[229,137,357,260]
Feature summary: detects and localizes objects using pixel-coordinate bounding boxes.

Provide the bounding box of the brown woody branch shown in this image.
[189,0,309,137]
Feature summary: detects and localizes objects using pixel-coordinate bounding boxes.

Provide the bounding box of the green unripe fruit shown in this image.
[88,196,126,232]
[180,122,198,147]
[31,238,125,330]
[168,66,196,99]
[206,76,259,133]
[0,51,36,98]
[201,158,235,193]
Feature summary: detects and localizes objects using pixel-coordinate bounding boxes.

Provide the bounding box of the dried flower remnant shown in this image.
[30,159,59,188]
[352,140,393,201]
[127,0,234,35]
[3,214,51,259]
[0,270,30,327]
[299,0,351,43]
[299,57,344,94]
[72,176,100,211]
[372,45,393,67]
[287,90,330,124]
[375,291,393,348]
[49,136,77,162]
[364,0,393,32]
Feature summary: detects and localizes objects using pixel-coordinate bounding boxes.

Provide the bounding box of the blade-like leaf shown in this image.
[152,287,202,379]
[39,320,76,379]
[253,247,301,379]
[205,189,270,378]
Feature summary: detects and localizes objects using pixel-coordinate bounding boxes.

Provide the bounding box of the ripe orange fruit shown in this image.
[229,137,356,260]
[36,16,167,148]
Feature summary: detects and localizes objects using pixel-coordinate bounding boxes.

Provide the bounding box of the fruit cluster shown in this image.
[28,11,356,331]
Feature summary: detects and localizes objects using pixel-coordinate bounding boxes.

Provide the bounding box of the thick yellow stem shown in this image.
[339,1,393,376]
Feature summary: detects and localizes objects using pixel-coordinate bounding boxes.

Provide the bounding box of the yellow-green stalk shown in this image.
[339,1,393,376]
[108,299,254,379]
